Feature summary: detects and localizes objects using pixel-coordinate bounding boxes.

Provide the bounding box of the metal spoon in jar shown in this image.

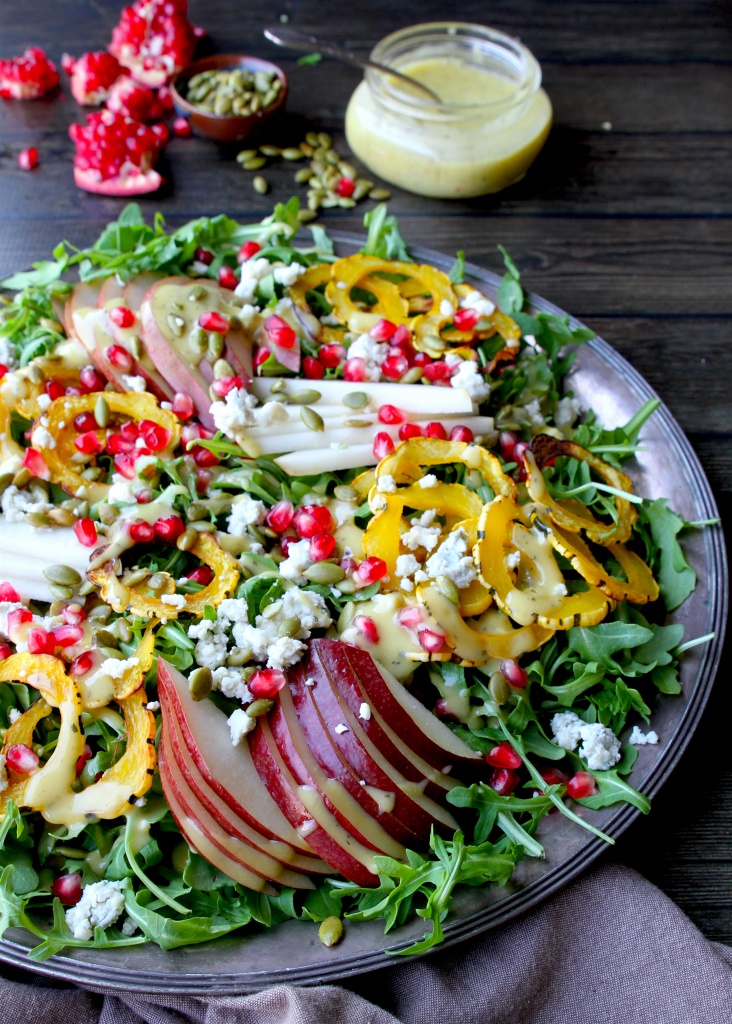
[263,27,441,104]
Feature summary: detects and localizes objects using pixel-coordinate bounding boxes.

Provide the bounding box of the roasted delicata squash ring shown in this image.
[475,495,614,630]
[113,623,157,701]
[525,434,638,546]
[374,437,516,501]
[0,360,81,470]
[87,531,239,620]
[31,391,180,504]
[453,518,494,617]
[0,698,53,816]
[288,263,347,345]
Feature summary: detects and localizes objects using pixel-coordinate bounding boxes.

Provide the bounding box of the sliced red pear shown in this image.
[160,718,315,889]
[97,276,126,307]
[316,640,480,768]
[64,281,102,338]
[289,659,458,838]
[157,659,316,855]
[249,717,379,886]
[71,306,171,401]
[123,272,164,313]
[271,686,406,860]
[158,737,274,894]
[164,700,327,876]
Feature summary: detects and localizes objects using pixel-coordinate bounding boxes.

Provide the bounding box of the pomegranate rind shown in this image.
[73,165,163,196]
[64,50,124,106]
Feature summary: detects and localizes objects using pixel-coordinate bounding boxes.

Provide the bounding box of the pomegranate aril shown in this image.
[192,445,220,468]
[52,624,85,649]
[107,75,164,121]
[450,425,474,443]
[264,314,296,349]
[353,556,388,587]
[194,247,214,265]
[187,565,214,586]
[108,305,136,329]
[74,516,98,549]
[489,767,520,796]
[75,430,104,455]
[69,651,94,677]
[61,603,87,625]
[303,356,325,379]
[199,311,229,334]
[6,743,40,775]
[435,698,458,720]
[253,346,270,370]
[340,555,358,576]
[249,668,287,699]
[218,265,238,290]
[354,615,380,644]
[0,642,11,660]
[567,771,597,799]
[75,744,93,777]
[0,582,21,603]
[425,421,447,440]
[336,176,355,197]
[69,110,166,195]
[7,608,32,640]
[377,404,405,425]
[0,365,7,382]
[64,50,123,105]
[369,319,397,341]
[237,240,261,263]
[412,352,431,368]
[422,360,450,382]
[18,147,39,171]
[27,627,55,655]
[154,515,185,542]
[196,468,212,494]
[172,392,194,419]
[73,411,98,433]
[343,357,366,382]
[129,519,155,543]
[310,533,336,561]
[391,324,412,348]
[294,504,333,538]
[373,432,395,460]
[51,872,83,907]
[485,741,522,770]
[399,422,423,441]
[453,308,480,331]
[318,343,346,368]
[211,376,243,398]
[120,420,141,441]
[381,353,409,380]
[540,767,570,787]
[500,658,528,688]
[79,365,106,392]
[418,628,446,653]
[107,344,133,371]
[142,422,171,451]
[107,432,134,455]
[395,605,423,629]
[65,386,84,397]
[23,448,49,479]
[136,488,153,504]
[266,500,294,533]
[173,116,192,137]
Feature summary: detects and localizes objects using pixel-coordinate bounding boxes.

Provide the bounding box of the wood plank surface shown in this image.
[0,0,730,948]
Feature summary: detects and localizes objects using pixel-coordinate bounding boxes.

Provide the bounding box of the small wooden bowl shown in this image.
[171,54,288,142]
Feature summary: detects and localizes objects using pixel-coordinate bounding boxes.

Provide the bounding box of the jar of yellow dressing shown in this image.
[345,22,552,199]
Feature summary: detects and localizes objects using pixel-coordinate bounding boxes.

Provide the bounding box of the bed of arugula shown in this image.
[0,200,710,962]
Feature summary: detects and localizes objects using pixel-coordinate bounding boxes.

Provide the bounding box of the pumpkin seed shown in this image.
[213,358,235,379]
[98,502,119,525]
[294,166,313,183]
[338,196,356,209]
[24,511,52,528]
[176,526,198,551]
[188,285,207,301]
[282,147,305,161]
[129,335,143,360]
[288,388,322,405]
[116,618,132,643]
[305,131,320,147]
[12,468,31,488]
[297,209,318,223]
[277,615,302,638]
[304,561,346,585]
[352,178,374,201]
[342,391,370,409]
[246,698,273,718]
[400,366,424,384]
[0,472,14,496]
[243,156,267,171]
[190,327,208,353]
[147,572,168,591]
[167,313,185,337]
[318,916,343,947]
[40,317,63,334]
[214,94,232,115]
[94,395,110,428]
[191,520,216,533]
[236,149,258,163]
[48,583,74,601]
[47,507,77,526]
[189,666,212,701]
[259,144,282,157]
[226,647,251,666]
[121,567,151,588]
[93,628,119,649]
[77,580,97,598]
[489,671,509,706]
[317,131,332,149]
[49,599,66,617]
[269,378,286,393]
[26,364,45,384]
[343,418,372,428]
[87,603,111,621]
[207,332,225,360]
[369,187,392,201]
[334,578,357,594]
[301,406,324,432]
[436,575,460,605]
[253,175,270,195]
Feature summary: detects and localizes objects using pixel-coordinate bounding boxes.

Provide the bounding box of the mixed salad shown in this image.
[0,200,708,961]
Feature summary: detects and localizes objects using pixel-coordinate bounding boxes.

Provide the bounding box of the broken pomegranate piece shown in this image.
[69,110,165,196]
[63,50,124,105]
[0,47,59,100]
[109,0,198,87]
[106,75,167,121]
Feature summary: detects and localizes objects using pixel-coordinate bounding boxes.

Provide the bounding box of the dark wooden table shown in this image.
[1,0,730,943]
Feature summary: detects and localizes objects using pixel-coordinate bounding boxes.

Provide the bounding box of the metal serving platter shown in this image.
[0,236,727,993]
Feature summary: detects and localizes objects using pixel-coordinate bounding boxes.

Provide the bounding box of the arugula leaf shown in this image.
[448,250,466,283]
[362,205,411,261]
[298,52,323,65]
[497,244,524,315]
[566,622,654,674]
[448,783,553,845]
[636,498,697,610]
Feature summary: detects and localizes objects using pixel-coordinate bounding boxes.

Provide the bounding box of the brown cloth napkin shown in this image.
[2,862,731,1024]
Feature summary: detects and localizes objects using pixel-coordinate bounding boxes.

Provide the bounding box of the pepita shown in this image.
[93,628,119,649]
[333,485,358,503]
[43,563,83,586]
[342,391,370,409]
[246,698,273,718]
[436,575,460,605]
[213,358,235,379]
[318,916,343,947]
[489,671,509,706]
[282,147,305,161]
[177,526,198,551]
[253,175,270,195]
[301,406,324,432]
[243,156,267,171]
[48,583,74,601]
[277,615,302,638]
[189,666,212,701]
[94,395,110,428]
[288,389,322,405]
[304,561,346,585]
[226,647,251,666]
[369,187,392,200]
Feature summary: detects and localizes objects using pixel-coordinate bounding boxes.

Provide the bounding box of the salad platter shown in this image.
[0,208,726,993]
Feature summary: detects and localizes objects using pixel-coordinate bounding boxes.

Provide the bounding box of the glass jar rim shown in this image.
[367,21,542,118]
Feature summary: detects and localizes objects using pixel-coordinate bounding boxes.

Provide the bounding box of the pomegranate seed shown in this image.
[377,404,405,425]
[196,469,212,493]
[136,488,153,504]
[253,346,270,370]
[218,265,238,290]
[194,247,214,265]
[75,430,104,455]
[425,421,447,440]
[108,305,135,328]
[0,364,7,381]
[182,423,202,447]
[343,357,366,382]
[61,603,86,625]
[75,743,93,777]
[0,642,11,660]
[199,311,230,334]
[0,582,21,602]
[264,314,296,349]
[310,533,336,561]
[52,623,85,649]
[340,555,358,576]
[51,873,83,907]
[450,425,474,443]
[354,615,380,644]
[107,432,134,455]
[369,319,397,341]
[65,385,84,397]
[485,742,523,770]
[454,308,480,331]
[79,365,106,392]
[173,115,192,137]
[381,353,409,380]
[142,422,171,451]
[336,176,355,197]
[419,628,447,653]
[18,147,39,171]
[107,344,133,372]
[513,441,530,479]
[69,651,94,677]
[399,423,423,440]
[6,743,40,775]
[120,420,140,441]
[73,411,98,433]
[7,608,32,641]
[237,240,261,263]
[489,767,520,796]
[395,605,423,629]
[353,556,388,586]
[280,535,296,558]
[73,516,98,548]
[266,500,294,533]
[23,448,49,479]
[567,771,597,799]
[294,504,333,538]
[412,352,431,368]
[392,324,412,348]
[422,360,450,382]
[129,519,155,543]
[500,659,528,688]
[318,343,346,368]
[435,698,458,720]
[211,375,243,398]
[172,392,194,419]
[186,565,214,586]
[154,515,185,542]
[249,668,287,699]
[302,356,325,379]
[27,627,55,655]
[373,432,395,461]
[540,767,570,787]
[192,445,220,468]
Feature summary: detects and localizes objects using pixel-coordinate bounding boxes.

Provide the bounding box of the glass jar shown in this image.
[345,22,552,199]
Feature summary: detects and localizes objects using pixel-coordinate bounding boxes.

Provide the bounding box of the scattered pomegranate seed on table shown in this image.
[173,115,192,137]
[18,147,39,171]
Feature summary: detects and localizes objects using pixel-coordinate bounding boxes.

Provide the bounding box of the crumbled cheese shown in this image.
[189,617,229,671]
[1,485,53,524]
[555,396,582,429]
[227,494,267,536]
[210,387,259,438]
[120,375,147,393]
[551,711,622,770]
[267,635,307,671]
[65,880,126,941]
[0,337,17,370]
[279,587,332,638]
[332,501,355,527]
[347,333,388,382]
[160,593,186,609]
[216,598,250,625]
[257,400,290,427]
[377,474,397,493]
[232,618,277,662]
[99,656,139,680]
[396,553,421,578]
[334,723,349,735]
[8,708,22,724]
[439,299,455,317]
[234,256,276,304]
[107,473,139,505]
[445,352,463,369]
[145,701,160,712]
[629,726,659,746]
[424,527,477,589]
[401,510,442,552]
[273,263,307,287]
[551,711,585,750]
[228,708,255,745]
[278,538,312,585]
[121,917,138,936]
[304,677,316,687]
[359,702,371,721]
[460,289,496,318]
[36,393,52,411]
[400,578,414,592]
[212,666,252,703]
[32,425,56,449]
[523,399,546,430]
[450,359,490,403]
[506,550,521,569]
[419,474,438,488]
